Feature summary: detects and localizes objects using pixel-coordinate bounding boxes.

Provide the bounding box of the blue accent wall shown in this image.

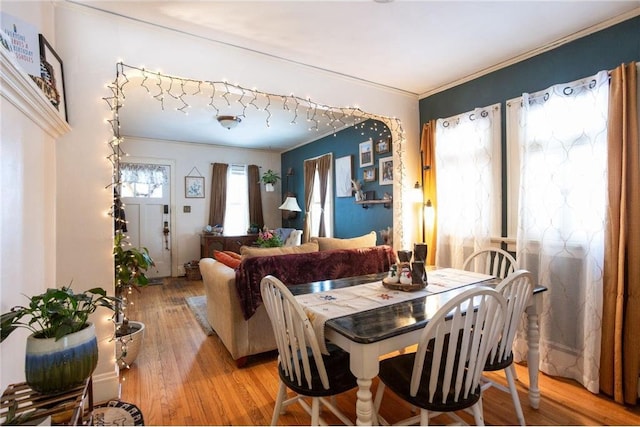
[419,16,640,235]
[281,119,393,243]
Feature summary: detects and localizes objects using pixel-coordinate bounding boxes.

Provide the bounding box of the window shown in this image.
[306,155,333,238]
[223,164,249,235]
[434,104,501,267]
[120,163,168,198]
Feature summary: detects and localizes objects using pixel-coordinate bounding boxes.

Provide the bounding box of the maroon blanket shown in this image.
[235,245,395,319]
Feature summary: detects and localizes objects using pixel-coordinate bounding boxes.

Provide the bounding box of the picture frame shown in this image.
[375,137,391,154]
[335,155,353,197]
[363,167,376,182]
[38,34,68,122]
[359,138,374,167]
[185,176,205,198]
[379,157,393,185]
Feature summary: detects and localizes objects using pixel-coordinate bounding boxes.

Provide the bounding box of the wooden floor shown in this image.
[118,277,640,426]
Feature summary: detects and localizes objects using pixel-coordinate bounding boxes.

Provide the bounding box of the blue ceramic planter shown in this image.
[25,322,98,393]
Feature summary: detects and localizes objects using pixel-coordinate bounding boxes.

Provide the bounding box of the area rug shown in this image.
[186,295,215,336]
[93,400,144,426]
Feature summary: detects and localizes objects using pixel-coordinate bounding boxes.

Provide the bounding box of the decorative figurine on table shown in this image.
[399,264,412,285]
[387,264,399,283]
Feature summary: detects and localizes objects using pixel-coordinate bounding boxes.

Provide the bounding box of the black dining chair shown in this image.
[260,275,357,426]
[373,286,507,425]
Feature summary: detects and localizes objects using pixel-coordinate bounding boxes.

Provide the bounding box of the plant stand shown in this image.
[0,377,93,425]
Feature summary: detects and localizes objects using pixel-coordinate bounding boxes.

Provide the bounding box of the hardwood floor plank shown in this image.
[117,277,640,425]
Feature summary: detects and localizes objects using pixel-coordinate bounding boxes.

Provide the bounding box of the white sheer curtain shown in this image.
[514,71,609,393]
[435,104,501,268]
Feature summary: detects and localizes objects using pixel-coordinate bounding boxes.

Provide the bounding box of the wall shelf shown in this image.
[356,199,392,209]
[0,47,71,138]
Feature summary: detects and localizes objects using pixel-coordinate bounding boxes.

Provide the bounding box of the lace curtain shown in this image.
[120,163,168,186]
[514,71,609,393]
[434,104,500,268]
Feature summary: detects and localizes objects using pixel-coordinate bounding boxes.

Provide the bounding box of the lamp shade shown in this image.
[278,196,302,212]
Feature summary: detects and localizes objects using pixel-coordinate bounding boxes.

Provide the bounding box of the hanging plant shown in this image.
[261,169,281,185]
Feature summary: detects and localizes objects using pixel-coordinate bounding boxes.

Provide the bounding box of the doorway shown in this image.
[120,161,173,278]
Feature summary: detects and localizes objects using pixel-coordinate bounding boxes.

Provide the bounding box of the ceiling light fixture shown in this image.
[216,115,241,129]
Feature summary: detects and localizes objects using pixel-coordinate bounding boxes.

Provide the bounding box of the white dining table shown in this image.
[291,269,546,426]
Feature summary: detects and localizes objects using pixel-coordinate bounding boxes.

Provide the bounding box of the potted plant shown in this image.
[113,231,155,368]
[261,169,280,192]
[0,286,118,393]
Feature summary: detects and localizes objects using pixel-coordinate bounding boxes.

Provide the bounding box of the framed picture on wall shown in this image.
[38,34,68,122]
[363,167,376,182]
[359,139,373,167]
[379,157,393,185]
[185,176,205,198]
[375,137,391,154]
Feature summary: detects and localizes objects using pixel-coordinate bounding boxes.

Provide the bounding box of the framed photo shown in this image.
[359,139,373,167]
[38,34,67,122]
[379,157,393,185]
[363,167,376,182]
[335,155,353,197]
[185,176,205,198]
[375,137,391,154]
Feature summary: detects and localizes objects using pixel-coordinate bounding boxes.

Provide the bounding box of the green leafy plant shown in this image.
[261,169,281,185]
[114,231,155,297]
[256,230,283,247]
[113,231,155,337]
[0,286,118,342]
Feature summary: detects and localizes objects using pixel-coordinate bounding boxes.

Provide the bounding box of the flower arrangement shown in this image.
[256,229,283,247]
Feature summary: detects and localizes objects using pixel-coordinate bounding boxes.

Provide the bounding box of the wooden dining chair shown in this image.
[260,275,357,426]
[373,286,507,426]
[482,270,534,426]
[463,247,517,279]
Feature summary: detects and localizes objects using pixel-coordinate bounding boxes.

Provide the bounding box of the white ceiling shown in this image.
[74,0,640,150]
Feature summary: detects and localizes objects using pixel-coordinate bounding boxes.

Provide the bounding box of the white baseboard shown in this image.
[92,370,121,404]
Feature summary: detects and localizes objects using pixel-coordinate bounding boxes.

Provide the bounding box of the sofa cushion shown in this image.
[310,231,377,251]
[240,241,318,258]
[214,250,242,269]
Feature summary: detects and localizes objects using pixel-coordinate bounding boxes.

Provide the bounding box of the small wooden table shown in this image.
[200,233,258,256]
[0,378,93,425]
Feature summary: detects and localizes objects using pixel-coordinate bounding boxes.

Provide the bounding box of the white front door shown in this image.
[121,164,172,278]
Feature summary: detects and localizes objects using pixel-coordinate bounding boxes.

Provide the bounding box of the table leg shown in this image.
[526,303,541,409]
[355,378,374,426]
[348,343,380,426]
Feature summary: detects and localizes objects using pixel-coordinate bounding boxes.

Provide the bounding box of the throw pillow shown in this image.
[310,231,377,251]
[213,250,242,269]
[240,242,319,259]
[224,251,242,260]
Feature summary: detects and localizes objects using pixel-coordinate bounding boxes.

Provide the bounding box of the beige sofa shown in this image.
[199,232,394,366]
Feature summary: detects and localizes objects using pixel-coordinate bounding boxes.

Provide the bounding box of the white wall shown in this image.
[50,2,418,401]
[0,0,59,395]
[122,137,281,273]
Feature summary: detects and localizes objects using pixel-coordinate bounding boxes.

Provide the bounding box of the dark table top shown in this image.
[288,271,547,345]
